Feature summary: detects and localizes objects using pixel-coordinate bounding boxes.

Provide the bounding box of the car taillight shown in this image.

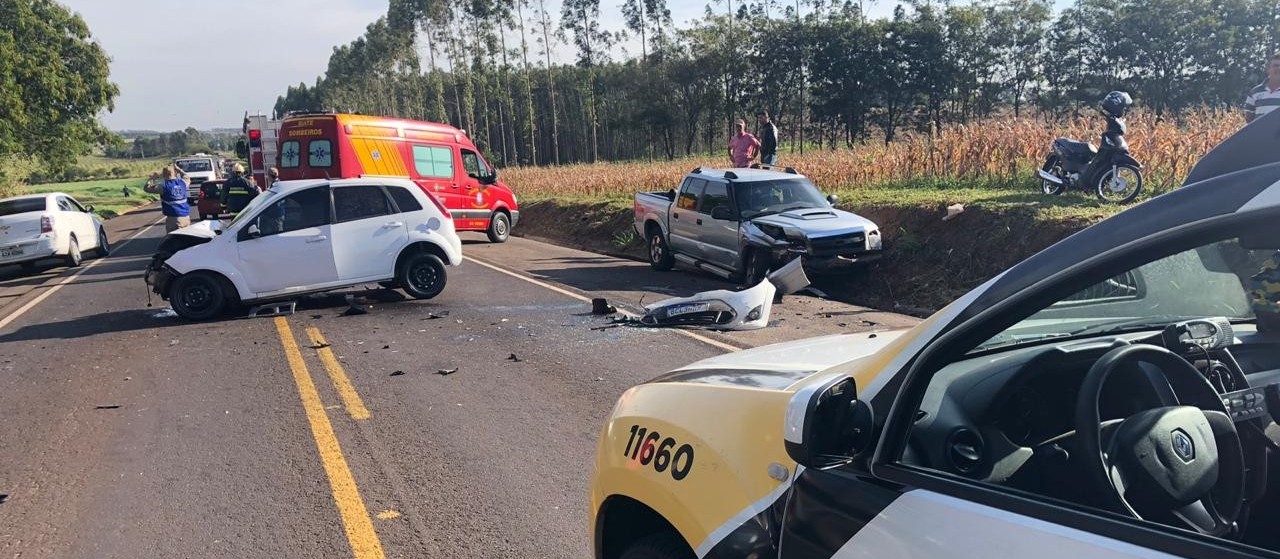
[40,216,52,234]
[425,192,450,216]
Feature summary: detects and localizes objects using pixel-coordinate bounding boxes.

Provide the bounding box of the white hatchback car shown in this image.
[0,192,109,272]
[145,178,463,320]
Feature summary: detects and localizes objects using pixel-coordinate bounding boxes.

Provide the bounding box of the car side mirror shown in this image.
[85,205,95,213]
[710,206,734,221]
[240,224,261,241]
[784,376,875,470]
[826,194,839,206]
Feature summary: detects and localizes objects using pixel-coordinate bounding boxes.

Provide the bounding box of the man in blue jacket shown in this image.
[145,166,191,232]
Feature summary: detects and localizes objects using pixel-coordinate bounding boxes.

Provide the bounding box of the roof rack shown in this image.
[723,171,738,180]
[691,166,703,174]
[747,163,799,175]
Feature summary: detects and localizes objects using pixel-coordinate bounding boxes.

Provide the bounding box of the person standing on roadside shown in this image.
[728,119,760,168]
[1244,53,1280,124]
[222,163,261,214]
[756,111,779,165]
[144,166,191,232]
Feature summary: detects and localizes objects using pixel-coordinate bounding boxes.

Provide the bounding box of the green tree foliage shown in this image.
[275,0,1280,165]
[0,0,119,171]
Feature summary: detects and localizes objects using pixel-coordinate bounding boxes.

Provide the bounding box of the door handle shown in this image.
[673,212,680,219]
[451,183,460,189]
[306,235,328,243]
[696,218,703,225]
[383,222,404,228]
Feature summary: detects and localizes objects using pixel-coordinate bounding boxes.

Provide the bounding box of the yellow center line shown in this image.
[275,317,385,559]
[306,326,371,420]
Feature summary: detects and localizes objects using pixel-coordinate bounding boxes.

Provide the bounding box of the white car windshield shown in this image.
[226,189,279,228]
[176,159,213,173]
[976,237,1278,352]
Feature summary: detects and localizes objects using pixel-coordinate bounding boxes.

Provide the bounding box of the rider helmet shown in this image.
[1100,91,1133,118]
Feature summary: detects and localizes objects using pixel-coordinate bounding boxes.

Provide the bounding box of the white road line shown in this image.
[463,256,743,354]
[0,216,163,332]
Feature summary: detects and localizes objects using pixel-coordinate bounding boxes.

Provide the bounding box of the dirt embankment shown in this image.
[513,198,1095,315]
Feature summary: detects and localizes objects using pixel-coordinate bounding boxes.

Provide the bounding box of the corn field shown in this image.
[502,109,1240,199]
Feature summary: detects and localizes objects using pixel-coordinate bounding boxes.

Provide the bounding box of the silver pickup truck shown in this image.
[634,166,882,283]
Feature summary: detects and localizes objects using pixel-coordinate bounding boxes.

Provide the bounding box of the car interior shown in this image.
[904,225,1280,553]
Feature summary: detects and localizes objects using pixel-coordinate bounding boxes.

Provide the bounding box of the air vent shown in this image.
[947,428,984,474]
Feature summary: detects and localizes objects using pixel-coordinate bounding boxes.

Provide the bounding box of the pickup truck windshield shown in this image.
[176,159,213,173]
[736,178,829,219]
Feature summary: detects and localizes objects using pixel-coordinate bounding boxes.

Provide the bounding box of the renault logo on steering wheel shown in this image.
[1172,429,1195,462]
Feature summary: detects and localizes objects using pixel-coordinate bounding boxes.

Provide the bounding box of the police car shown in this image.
[589,113,1280,559]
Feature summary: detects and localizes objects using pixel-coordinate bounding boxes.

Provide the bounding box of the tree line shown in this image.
[273,0,1280,167]
[104,127,240,160]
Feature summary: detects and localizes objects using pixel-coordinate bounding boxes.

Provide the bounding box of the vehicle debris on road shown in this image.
[436,367,459,376]
[638,257,810,331]
[389,370,406,377]
[508,353,524,362]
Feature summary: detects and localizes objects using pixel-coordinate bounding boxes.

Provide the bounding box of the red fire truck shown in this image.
[242,112,282,189]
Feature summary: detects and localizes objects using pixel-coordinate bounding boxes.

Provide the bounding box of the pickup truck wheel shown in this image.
[169,272,227,321]
[486,212,511,243]
[742,249,771,285]
[619,533,694,559]
[648,233,675,271]
[399,253,447,300]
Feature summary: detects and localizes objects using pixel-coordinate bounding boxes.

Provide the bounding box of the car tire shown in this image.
[64,235,82,268]
[169,272,228,321]
[648,232,675,271]
[618,533,695,559]
[741,248,772,286]
[93,228,110,258]
[398,252,447,300]
[486,211,511,243]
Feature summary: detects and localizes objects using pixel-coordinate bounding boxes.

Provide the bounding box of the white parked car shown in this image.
[0,193,109,272]
[145,178,463,320]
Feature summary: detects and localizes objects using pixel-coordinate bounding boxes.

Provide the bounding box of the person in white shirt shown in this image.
[1243,53,1280,124]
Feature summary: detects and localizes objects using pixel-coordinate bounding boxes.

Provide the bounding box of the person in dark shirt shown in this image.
[222,163,261,214]
[756,111,779,165]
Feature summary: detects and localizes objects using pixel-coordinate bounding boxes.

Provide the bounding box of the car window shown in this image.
[175,159,212,173]
[677,179,705,211]
[735,178,828,219]
[251,187,330,237]
[698,181,731,216]
[386,186,423,213]
[66,197,87,212]
[308,139,333,167]
[0,198,48,216]
[461,149,492,180]
[334,185,392,223]
[56,197,74,212]
[280,141,301,168]
[412,145,454,179]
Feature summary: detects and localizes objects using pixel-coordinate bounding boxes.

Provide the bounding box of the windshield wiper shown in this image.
[1064,315,1188,337]
[747,210,779,219]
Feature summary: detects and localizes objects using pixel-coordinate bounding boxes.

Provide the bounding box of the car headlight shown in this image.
[867,229,883,250]
[756,223,784,241]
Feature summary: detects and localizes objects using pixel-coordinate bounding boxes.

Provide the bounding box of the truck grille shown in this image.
[808,232,866,256]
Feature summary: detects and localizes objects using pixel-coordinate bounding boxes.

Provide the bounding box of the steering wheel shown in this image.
[1075,343,1245,538]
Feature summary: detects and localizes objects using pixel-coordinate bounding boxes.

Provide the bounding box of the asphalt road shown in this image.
[0,206,917,559]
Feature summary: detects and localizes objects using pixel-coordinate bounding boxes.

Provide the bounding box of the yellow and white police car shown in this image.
[590,113,1280,559]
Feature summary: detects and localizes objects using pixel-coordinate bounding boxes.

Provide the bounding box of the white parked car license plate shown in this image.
[1,247,24,257]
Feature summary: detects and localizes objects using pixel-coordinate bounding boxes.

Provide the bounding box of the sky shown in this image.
[65,1,922,131]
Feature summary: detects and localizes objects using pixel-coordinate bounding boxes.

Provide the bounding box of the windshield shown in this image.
[176,159,213,173]
[227,188,279,228]
[976,238,1277,352]
[0,198,47,216]
[735,178,829,219]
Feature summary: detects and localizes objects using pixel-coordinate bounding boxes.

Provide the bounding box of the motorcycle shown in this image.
[1037,91,1144,204]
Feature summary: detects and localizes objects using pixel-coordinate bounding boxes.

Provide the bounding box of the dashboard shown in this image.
[906,317,1280,497]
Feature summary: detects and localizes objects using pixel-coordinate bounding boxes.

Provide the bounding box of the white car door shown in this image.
[235,186,338,295]
[330,185,406,282]
[63,196,98,248]
[54,196,91,249]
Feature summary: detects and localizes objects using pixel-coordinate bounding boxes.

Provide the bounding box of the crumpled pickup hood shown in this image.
[751,207,877,236]
[646,330,907,391]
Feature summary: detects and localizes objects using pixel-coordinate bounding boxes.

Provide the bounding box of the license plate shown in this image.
[1,248,24,257]
[667,302,710,316]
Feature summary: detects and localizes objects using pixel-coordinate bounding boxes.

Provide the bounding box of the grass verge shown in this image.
[28,178,158,219]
